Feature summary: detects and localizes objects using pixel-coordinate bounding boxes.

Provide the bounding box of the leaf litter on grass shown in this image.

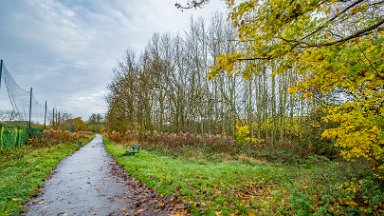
[109,160,190,216]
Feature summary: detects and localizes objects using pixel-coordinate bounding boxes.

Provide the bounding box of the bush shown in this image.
[27,130,92,148]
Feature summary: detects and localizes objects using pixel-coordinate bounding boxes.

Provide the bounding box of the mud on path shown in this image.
[24,135,188,216]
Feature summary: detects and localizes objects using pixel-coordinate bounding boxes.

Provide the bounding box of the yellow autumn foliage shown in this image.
[209,0,384,174]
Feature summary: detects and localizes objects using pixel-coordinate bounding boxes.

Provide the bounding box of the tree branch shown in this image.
[302,18,384,47]
[238,57,272,61]
[175,0,210,10]
[300,0,365,41]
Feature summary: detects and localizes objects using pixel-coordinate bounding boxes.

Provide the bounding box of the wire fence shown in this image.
[0,59,48,148]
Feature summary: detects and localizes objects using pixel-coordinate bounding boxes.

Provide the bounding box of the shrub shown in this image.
[107,130,323,163]
[27,130,91,148]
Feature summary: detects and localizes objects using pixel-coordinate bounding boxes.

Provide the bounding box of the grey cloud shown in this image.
[0,0,226,119]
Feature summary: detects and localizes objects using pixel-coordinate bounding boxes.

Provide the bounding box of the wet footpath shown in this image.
[24,134,188,216]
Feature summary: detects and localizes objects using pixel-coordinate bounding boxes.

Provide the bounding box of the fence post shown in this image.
[0,124,3,147]
[16,126,20,147]
[44,100,47,128]
[52,108,55,126]
[0,59,3,89]
[14,127,16,147]
[28,87,32,131]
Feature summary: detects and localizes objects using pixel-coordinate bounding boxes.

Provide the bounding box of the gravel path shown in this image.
[23,135,188,216]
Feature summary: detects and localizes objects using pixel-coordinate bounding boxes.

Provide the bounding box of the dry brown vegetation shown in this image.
[27,130,92,148]
[107,130,323,163]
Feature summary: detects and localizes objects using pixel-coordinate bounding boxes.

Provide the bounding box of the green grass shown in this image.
[0,136,94,216]
[105,138,384,215]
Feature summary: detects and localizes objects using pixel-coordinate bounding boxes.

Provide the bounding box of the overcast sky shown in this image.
[0,0,227,120]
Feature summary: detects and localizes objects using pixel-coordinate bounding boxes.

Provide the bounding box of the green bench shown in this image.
[124,143,141,156]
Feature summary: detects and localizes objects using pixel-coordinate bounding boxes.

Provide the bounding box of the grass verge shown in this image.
[0,135,94,215]
[105,138,384,215]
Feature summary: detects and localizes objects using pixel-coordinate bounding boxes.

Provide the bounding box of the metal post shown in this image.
[16,126,20,147]
[28,87,32,130]
[0,59,3,89]
[0,124,3,147]
[44,101,47,128]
